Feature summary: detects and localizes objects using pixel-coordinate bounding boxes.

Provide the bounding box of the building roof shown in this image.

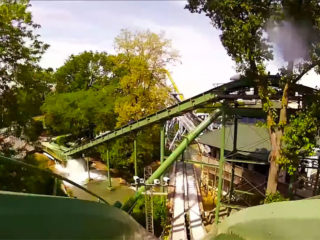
[198,122,271,161]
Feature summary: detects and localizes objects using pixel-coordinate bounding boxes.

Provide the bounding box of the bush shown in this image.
[263,191,288,204]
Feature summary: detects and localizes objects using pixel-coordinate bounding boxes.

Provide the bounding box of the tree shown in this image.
[54,51,117,93]
[42,88,117,136]
[0,0,48,88]
[186,0,320,193]
[113,29,179,126]
[42,52,119,136]
[0,0,49,137]
[280,103,320,175]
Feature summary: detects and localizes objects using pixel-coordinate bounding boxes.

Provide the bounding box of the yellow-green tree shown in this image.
[113,29,179,126]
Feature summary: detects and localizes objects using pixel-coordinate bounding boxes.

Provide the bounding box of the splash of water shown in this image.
[55,158,106,186]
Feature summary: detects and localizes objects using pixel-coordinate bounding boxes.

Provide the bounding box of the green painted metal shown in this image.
[160,124,165,164]
[229,116,238,207]
[160,124,165,192]
[215,110,226,224]
[134,139,137,176]
[0,191,154,239]
[215,199,320,240]
[41,142,68,162]
[107,149,112,188]
[0,155,109,204]
[122,109,222,211]
[198,122,271,162]
[234,189,255,196]
[64,91,218,156]
[225,158,268,165]
[185,160,219,168]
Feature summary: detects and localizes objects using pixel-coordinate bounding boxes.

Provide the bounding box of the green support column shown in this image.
[160,124,165,192]
[229,115,238,208]
[107,149,112,189]
[53,178,57,196]
[134,139,137,176]
[122,109,221,212]
[215,110,225,224]
[160,124,165,165]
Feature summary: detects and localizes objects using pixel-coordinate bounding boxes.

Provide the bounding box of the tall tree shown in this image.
[0,0,48,88]
[113,29,179,126]
[42,52,118,136]
[54,51,116,93]
[186,0,320,193]
[0,0,49,137]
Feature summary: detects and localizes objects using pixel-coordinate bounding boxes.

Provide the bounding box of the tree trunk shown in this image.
[266,82,290,194]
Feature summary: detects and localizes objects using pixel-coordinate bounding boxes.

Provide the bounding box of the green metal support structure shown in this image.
[160,124,165,192]
[122,109,221,211]
[64,90,219,156]
[229,115,238,209]
[160,124,165,165]
[134,139,137,177]
[107,149,112,188]
[215,110,225,224]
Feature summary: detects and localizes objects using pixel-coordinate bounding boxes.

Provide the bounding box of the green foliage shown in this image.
[186,0,273,73]
[113,29,177,126]
[43,30,177,172]
[0,1,50,140]
[214,234,246,240]
[0,153,65,195]
[42,88,117,136]
[131,196,167,236]
[263,191,288,204]
[186,0,320,193]
[0,0,48,88]
[279,109,319,175]
[54,51,117,93]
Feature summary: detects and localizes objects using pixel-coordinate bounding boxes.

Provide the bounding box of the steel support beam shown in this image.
[64,91,218,156]
[134,139,137,177]
[160,124,165,165]
[107,149,112,188]
[225,158,268,165]
[185,160,219,168]
[122,109,221,212]
[229,115,238,208]
[215,110,225,224]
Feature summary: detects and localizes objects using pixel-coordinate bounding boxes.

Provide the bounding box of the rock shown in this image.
[119,178,127,185]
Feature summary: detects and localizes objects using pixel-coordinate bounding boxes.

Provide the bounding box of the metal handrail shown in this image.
[0,155,109,204]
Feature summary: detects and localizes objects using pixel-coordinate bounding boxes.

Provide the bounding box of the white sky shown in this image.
[30,1,318,98]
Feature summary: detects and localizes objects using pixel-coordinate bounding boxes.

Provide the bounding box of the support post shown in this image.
[53,178,57,196]
[160,124,165,165]
[107,149,112,188]
[160,123,165,192]
[313,157,320,195]
[122,109,221,212]
[134,139,137,176]
[215,110,225,224]
[229,115,238,208]
[83,153,90,181]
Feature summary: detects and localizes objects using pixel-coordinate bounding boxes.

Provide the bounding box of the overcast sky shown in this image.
[30,1,318,98]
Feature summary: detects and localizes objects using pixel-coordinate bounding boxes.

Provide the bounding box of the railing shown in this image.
[0,155,109,204]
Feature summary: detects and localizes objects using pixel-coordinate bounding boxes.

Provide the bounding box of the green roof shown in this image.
[198,123,271,161]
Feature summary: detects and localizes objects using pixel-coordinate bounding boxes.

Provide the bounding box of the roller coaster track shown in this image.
[171,162,206,240]
[54,76,313,158]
